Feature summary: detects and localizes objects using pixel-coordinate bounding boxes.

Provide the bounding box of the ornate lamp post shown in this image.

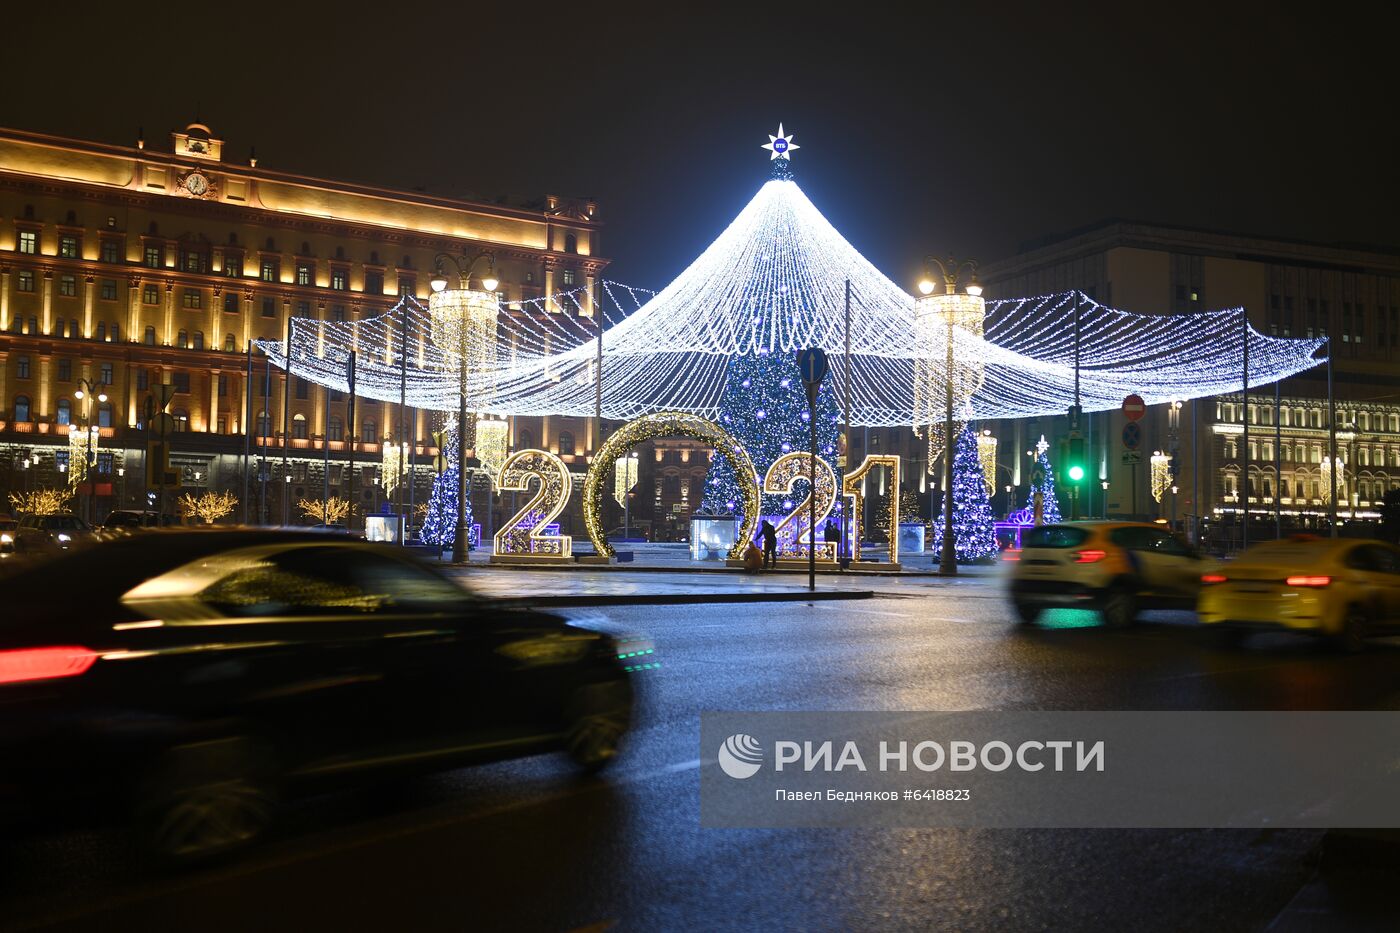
[72,378,108,526]
[915,257,984,576]
[429,251,499,564]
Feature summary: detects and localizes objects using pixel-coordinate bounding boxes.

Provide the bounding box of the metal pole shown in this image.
[261,356,270,524]
[453,336,468,563]
[1191,399,1199,545]
[347,350,357,532]
[808,389,817,592]
[281,317,292,526]
[242,341,252,524]
[939,313,957,575]
[842,277,851,567]
[322,378,330,522]
[398,302,408,543]
[1241,308,1249,550]
[1327,339,1337,536]
[1274,378,1282,539]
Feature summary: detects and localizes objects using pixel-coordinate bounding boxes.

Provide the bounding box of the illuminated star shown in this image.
[761,124,800,161]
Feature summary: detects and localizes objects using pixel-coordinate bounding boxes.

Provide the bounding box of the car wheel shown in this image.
[138,737,278,863]
[565,683,632,773]
[1099,584,1137,628]
[1012,600,1040,625]
[1335,607,1369,654]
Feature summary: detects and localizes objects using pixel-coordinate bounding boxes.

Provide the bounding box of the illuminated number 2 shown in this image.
[842,455,902,566]
[494,449,573,558]
[763,452,838,562]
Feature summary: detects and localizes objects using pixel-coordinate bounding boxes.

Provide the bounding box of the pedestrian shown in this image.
[823,519,840,545]
[760,520,778,570]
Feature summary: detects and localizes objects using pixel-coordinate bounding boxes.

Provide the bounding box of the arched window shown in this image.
[192,331,204,350]
[111,322,120,342]
[362,420,376,443]
[517,428,534,450]
[14,395,31,422]
[328,416,343,441]
[177,330,188,348]
[56,399,72,425]
[96,323,106,342]
[172,408,189,431]
[257,410,271,436]
[97,401,113,428]
[557,431,575,455]
[144,325,156,345]
[224,333,236,352]
[564,233,578,254]
[293,413,308,439]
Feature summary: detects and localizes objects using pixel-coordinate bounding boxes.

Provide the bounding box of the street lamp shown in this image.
[914,256,983,576]
[429,250,499,564]
[1100,480,1110,520]
[72,378,108,525]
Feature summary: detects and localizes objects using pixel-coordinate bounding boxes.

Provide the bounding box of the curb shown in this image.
[487,590,876,609]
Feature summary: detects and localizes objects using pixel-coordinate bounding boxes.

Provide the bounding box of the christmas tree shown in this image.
[700,348,841,520]
[1023,434,1063,524]
[931,424,997,563]
[421,423,474,548]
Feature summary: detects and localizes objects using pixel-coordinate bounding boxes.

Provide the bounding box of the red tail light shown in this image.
[1002,549,1021,561]
[0,646,97,685]
[1285,575,1331,588]
[1201,574,1228,585]
[1073,549,1107,563]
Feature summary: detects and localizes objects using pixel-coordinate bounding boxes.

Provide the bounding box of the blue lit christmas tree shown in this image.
[931,424,997,563]
[1023,434,1063,524]
[421,423,473,548]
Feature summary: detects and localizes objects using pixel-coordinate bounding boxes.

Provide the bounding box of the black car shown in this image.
[0,530,633,861]
[102,509,176,532]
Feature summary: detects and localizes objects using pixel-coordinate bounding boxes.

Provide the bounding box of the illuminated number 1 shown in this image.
[841,455,902,566]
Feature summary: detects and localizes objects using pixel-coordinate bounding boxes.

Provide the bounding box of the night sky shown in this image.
[8,5,1395,291]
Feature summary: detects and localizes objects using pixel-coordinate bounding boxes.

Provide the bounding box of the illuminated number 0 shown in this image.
[763,452,838,562]
[494,449,573,558]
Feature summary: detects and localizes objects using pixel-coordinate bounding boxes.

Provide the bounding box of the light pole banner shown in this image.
[700,711,1400,829]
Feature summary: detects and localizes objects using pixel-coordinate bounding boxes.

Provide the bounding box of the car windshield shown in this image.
[40,516,87,531]
[1238,541,1340,567]
[1023,526,1089,549]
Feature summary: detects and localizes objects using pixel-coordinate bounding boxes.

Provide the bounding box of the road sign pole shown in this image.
[795,346,830,593]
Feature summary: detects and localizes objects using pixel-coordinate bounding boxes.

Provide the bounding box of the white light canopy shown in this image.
[259,176,1325,425]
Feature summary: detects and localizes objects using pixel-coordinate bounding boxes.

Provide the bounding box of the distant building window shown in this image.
[217,374,228,397]
[96,323,106,341]
[330,269,348,291]
[398,274,415,296]
[224,292,240,313]
[144,325,157,345]
[331,305,345,322]
[17,231,37,254]
[363,270,383,294]
[57,359,72,381]
[562,268,576,286]
[143,284,160,304]
[261,259,279,282]
[182,288,202,309]
[137,369,149,391]
[97,404,113,429]
[192,331,204,350]
[100,279,117,300]
[558,431,575,455]
[16,356,31,378]
[58,235,79,258]
[16,270,35,292]
[224,333,236,352]
[173,371,190,394]
[58,274,77,297]
[361,419,376,443]
[295,263,312,286]
[100,239,120,264]
[262,297,276,317]
[13,395,31,422]
[328,416,344,441]
[296,377,309,399]
[144,245,163,268]
[564,233,578,254]
[100,362,113,384]
[57,398,72,425]
[182,249,206,273]
[296,300,310,316]
[177,330,189,348]
[224,252,243,276]
[172,408,189,431]
[293,413,308,439]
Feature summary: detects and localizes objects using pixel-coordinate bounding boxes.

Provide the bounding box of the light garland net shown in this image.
[258,175,1325,425]
[976,430,998,493]
[1151,451,1171,503]
[474,415,509,478]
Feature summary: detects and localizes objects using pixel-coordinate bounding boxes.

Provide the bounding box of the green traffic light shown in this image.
[1068,465,1085,482]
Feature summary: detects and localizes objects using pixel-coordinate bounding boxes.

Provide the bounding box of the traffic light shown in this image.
[1066,436,1087,484]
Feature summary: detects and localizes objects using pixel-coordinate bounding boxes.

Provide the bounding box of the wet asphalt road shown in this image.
[3,569,1398,932]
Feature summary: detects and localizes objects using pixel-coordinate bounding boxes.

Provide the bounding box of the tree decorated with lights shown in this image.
[701,128,841,519]
[931,424,997,563]
[421,424,473,547]
[1024,434,1063,524]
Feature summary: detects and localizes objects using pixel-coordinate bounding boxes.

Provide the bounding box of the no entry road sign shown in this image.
[1122,393,1146,422]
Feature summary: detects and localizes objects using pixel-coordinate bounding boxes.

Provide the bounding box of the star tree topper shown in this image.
[762,124,800,160]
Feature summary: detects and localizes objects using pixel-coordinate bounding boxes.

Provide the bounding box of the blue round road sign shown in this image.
[1122,421,1142,450]
[795,347,830,385]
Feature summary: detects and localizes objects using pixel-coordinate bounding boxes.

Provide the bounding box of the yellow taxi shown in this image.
[1006,521,1215,627]
[1197,536,1400,651]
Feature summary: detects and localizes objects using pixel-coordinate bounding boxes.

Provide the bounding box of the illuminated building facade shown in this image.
[0,122,606,525]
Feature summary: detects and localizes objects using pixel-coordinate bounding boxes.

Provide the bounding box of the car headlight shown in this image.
[0,533,11,545]
[496,634,594,666]
[56,533,71,543]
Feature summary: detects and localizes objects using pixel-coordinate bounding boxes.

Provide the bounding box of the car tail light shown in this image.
[1285,575,1331,588]
[1201,574,1228,585]
[1073,549,1107,563]
[1002,549,1021,561]
[0,646,98,685]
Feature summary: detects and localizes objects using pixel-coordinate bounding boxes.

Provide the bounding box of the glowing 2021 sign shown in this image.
[493,448,573,560]
[764,451,838,562]
[842,455,903,567]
